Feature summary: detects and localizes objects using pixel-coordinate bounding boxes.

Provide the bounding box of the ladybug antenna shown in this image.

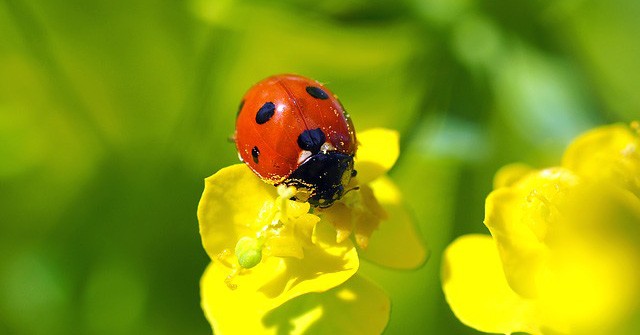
[343,186,360,196]
[227,134,236,143]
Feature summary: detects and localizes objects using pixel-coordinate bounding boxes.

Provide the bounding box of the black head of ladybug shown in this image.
[285,151,355,208]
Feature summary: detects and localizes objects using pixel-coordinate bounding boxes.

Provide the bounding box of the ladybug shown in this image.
[235,74,357,208]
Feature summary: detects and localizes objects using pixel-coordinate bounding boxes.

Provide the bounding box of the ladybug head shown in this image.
[285,152,355,208]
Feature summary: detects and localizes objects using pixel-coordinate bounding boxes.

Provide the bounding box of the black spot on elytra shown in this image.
[305,86,329,100]
[256,102,275,124]
[237,99,245,117]
[351,169,357,177]
[251,146,260,164]
[297,128,325,154]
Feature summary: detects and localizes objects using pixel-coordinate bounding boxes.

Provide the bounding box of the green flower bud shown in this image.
[234,236,263,269]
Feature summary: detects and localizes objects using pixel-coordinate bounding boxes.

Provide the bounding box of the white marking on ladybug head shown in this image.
[320,142,335,153]
[297,150,312,164]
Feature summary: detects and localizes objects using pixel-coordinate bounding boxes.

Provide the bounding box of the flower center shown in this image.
[230,184,320,272]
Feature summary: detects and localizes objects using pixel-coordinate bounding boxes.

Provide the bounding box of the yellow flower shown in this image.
[562,122,640,197]
[198,128,427,334]
[442,122,640,335]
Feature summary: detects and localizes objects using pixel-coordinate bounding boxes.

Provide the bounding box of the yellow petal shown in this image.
[200,220,359,334]
[352,185,383,249]
[442,234,540,335]
[493,163,535,189]
[484,168,580,298]
[318,202,354,244]
[265,213,321,259]
[484,188,547,299]
[535,181,640,333]
[282,199,312,221]
[359,176,428,269]
[265,236,305,259]
[263,275,390,335]
[562,122,640,197]
[290,213,320,244]
[355,128,400,184]
[198,164,276,259]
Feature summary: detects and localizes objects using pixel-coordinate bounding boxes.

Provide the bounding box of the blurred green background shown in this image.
[1,0,639,334]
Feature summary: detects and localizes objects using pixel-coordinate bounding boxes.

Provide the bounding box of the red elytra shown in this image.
[234,74,357,207]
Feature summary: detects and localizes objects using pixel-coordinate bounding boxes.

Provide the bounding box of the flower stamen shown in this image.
[277,184,297,221]
[224,268,239,290]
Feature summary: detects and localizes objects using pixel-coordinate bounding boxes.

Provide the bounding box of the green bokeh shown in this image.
[1,0,638,334]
